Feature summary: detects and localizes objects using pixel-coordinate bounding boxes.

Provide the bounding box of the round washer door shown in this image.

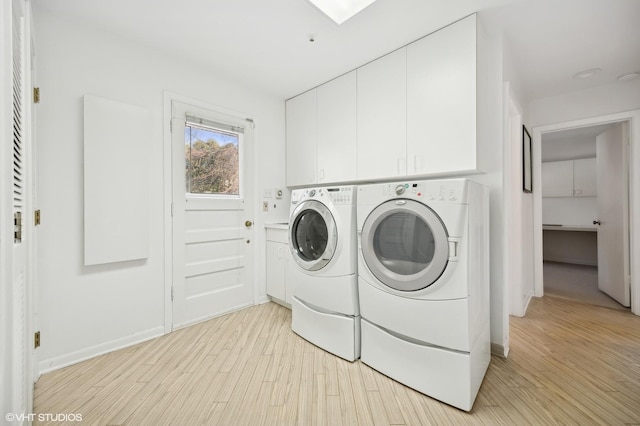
[289,200,337,271]
[361,199,449,292]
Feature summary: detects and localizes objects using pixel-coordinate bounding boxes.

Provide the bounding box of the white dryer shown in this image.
[288,185,360,361]
[357,179,490,411]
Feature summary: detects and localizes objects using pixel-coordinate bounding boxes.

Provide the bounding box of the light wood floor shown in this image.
[34,297,640,425]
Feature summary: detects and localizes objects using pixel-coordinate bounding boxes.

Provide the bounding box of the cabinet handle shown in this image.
[414,155,423,172]
[397,158,406,175]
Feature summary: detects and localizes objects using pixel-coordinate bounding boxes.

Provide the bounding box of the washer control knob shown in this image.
[394,184,406,195]
[309,189,316,197]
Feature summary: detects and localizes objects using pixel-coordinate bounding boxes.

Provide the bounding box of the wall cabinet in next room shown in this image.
[541,158,596,197]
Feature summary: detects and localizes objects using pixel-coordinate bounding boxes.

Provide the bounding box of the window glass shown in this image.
[372,212,435,275]
[292,210,328,261]
[185,125,239,195]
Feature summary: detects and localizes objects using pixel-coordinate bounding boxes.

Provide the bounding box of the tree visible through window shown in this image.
[185,124,239,195]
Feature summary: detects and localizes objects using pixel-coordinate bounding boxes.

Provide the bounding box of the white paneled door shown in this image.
[171,100,255,329]
[596,122,630,307]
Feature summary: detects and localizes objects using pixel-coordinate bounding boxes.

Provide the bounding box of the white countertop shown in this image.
[265,223,288,230]
[542,224,597,232]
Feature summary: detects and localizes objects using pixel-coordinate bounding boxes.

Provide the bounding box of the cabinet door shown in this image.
[541,160,574,197]
[286,90,317,186]
[573,157,596,196]
[266,241,286,301]
[317,71,357,183]
[407,14,477,176]
[357,48,407,180]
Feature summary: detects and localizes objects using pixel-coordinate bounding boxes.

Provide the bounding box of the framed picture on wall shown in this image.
[522,125,532,193]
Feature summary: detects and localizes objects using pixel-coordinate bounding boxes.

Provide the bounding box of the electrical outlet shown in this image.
[263,201,269,212]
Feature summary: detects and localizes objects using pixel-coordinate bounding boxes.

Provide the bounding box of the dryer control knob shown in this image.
[394,184,406,195]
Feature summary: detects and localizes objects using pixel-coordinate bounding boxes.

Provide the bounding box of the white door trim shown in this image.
[532,109,640,316]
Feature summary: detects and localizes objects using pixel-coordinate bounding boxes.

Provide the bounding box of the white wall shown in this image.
[501,30,535,321]
[468,19,509,355]
[33,7,285,372]
[530,80,640,127]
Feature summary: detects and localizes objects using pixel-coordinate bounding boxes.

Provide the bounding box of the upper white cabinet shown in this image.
[357,48,407,180]
[286,89,316,187]
[286,72,357,187]
[286,14,490,186]
[317,72,357,184]
[542,158,596,197]
[542,160,574,197]
[407,15,477,175]
[573,157,597,196]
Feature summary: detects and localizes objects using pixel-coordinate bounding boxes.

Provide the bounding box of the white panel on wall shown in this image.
[84,95,150,265]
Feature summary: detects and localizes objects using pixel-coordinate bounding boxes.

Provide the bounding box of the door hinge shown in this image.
[33,87,40,103]
[14,212,22,243]
[171,203,174,217]
[34,209,41,226]
[34,331,41,349]
[170,119,173,133]
[171,286,174,301]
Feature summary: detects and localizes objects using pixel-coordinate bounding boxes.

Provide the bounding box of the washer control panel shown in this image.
[291,186,354,205]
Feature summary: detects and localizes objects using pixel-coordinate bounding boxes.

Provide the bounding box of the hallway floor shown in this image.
[543,261,628,310]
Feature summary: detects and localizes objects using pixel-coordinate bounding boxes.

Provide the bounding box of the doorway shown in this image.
[532,110,640,316]
[540,122,629,309]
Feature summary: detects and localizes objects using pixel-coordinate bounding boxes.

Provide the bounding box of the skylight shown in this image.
[308,0,378,25]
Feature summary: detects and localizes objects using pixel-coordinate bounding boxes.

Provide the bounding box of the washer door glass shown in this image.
[290,200,337,271]
[361,199,449,291]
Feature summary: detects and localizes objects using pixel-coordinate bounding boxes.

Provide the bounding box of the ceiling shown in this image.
[33,0,640,101]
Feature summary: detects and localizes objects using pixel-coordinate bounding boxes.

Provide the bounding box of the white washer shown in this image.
[288,185,360,361]
[357,179,490,411]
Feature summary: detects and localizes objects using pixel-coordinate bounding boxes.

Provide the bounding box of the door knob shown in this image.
[593,220,601,225]
[245,220,253,228]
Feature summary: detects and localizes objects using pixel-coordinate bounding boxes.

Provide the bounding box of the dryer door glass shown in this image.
[362,199,449,291]
[289,200,337,271]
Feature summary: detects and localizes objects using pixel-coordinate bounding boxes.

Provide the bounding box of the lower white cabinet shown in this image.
[266,227,293,306]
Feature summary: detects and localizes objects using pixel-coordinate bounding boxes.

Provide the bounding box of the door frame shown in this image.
[532,109,640,315]
[162,91,258,333]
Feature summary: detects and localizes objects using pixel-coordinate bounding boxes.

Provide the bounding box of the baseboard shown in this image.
[491,342,508,358]
[38,326,165,375]
[256,295,272,305]
[543,257,597,267]
[522,292,534,314]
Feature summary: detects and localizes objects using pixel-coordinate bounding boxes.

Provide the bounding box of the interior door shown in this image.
[4,0,34,418]
[595,122,630,306]
[171,101,255,329]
